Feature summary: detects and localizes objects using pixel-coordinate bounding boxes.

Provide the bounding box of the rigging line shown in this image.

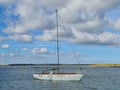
[58,15,81,64]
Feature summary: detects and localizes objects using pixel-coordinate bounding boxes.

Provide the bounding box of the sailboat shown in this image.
[33,9,84,81]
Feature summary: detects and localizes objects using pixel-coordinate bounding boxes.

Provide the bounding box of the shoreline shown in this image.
[0,64,120,68]
[90,64,120,68]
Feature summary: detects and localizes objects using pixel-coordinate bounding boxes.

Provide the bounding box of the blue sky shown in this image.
[0,0,120,64]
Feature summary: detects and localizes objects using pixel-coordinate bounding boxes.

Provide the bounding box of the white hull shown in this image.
[33,73,83,81]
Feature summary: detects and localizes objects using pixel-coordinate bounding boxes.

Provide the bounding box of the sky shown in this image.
[0,0,120,64]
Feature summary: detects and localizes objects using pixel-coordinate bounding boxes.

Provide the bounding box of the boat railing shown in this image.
[42,68,58,74]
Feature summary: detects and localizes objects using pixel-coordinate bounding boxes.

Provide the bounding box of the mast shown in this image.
[55,9,59,73]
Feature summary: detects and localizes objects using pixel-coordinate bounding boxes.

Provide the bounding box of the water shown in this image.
[0,66,120,90]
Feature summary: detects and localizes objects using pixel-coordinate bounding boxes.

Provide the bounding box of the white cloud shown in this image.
[71,29,120,45]
[31,48,40,54]
[9,53,15,57]
[35,31,53,42]
[22,48,28,51]
[74,19,106,33]
[40,48,48,54]
[31,47,48,54]
[1,0,120,46]
[112,19,120,31]
[9,34,32,43]
[3,26,29,34]
[97,32,120,45]
[1,44,10,49]
[59,0,120,23]
[35,27,72,41]
[0,37,6,42]
[0,0,16,5]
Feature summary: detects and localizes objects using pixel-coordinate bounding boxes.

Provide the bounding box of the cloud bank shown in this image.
[1,0,120,45]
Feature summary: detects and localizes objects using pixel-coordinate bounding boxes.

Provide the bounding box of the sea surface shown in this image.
[0,65,120,90]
